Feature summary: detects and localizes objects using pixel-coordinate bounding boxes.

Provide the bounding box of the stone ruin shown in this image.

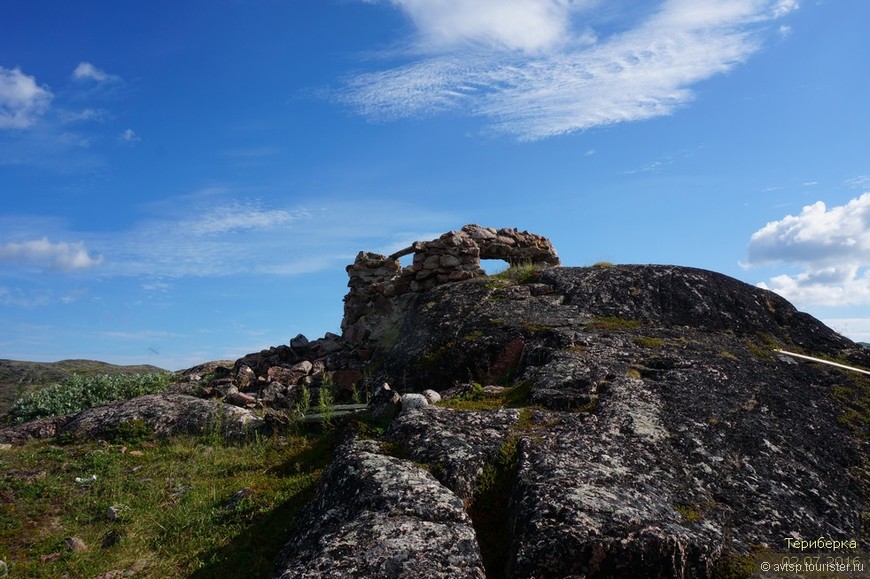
[161,225,560,411]
[341,224,560,345]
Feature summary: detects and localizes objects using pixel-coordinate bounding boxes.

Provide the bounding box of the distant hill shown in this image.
[0,359,166,417]
[860,342,870,349]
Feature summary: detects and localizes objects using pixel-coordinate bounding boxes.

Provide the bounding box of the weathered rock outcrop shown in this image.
[274,438,486,578]
[0,394,268,444]
[278,264,869,577]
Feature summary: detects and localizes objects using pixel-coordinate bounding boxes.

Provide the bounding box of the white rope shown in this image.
[774,349,870,376]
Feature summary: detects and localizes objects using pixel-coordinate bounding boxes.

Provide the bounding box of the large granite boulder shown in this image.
[277,265,868,577]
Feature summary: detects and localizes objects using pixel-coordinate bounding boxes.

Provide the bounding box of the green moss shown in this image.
[379,440,410,460]
[746,332,781,359]
[588,316,641,331]
[522,321,550,335]
[592,261,614,269]
[417,341,457,368]
[712,554,756,579]
[673,503,703,523]
[463,330,484,342]
[469,436,520,578]
[831,376,870,440]
[633,336,664,349]
[438,381,532,412]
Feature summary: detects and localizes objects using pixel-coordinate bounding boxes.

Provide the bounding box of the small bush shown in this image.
[9,373,173,423]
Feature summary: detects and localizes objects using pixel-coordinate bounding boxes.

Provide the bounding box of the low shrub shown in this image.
[9,373,173,423]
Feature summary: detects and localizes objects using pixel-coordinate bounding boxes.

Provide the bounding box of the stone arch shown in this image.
[341,225,559,344]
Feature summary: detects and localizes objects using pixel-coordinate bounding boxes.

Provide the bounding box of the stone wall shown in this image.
[341,224,559,345]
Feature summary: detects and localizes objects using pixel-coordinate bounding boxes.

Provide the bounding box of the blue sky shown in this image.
[1,0,868,370]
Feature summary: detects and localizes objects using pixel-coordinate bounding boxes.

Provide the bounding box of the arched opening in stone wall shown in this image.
[480,259,511,275]
[397,253,414,268]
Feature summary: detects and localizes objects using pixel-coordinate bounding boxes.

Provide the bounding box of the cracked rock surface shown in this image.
[273,438,485,579]
[292,265,868,577]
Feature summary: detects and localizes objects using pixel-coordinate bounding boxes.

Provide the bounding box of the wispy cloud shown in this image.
[93,195,458,278]
[744,193,870,307]
[0,238,104,272]
[0,66,53,129]
[120,128,141,143]
[345,0,799,140]
[72,62,121,84]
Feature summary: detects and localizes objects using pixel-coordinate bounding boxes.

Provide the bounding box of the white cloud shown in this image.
[0,66,53,129]
[97,196,457,278]
[846,175,870,189]
[62,108,108,123]
[72,62,120,83]
[0,238,103,272]
[120,128,140,143]
[745,193,870,307]
[187,201,309,236]
[346,0,798,140]
[385,0,581,53]
[772,0,799,18]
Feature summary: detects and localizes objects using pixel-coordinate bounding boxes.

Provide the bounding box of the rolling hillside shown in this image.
[0,359,166,418]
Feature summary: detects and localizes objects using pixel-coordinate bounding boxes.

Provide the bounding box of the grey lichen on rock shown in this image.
[273,438,486,578]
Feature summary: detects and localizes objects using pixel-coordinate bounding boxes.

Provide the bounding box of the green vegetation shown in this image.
[468,436,520,578]
[317,386,335,429]
[587,316,641,331]
[712,554,757,579]
[831,376,870,440]
[746,332,781,359]
[463,330,485,342]
[8,373,173,424]
[592,261,614,269]
[0,359,166,419]
[438,381,532,412]
[491,263,540,285]
[297,385,312,417]
[673,503,703,523]
[521,321,550,335]
[417,340,457,369]
[0,430,335,578]
[633,336,664,349]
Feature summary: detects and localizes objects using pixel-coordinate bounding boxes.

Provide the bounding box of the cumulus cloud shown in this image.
[0,238,103,272]
[346,0,798,140]
[0,66,53,129]
[72,62,120,83]
[744,193,870,306]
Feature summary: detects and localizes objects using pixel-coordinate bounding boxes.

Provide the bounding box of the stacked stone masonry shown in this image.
[342,224,560,344]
